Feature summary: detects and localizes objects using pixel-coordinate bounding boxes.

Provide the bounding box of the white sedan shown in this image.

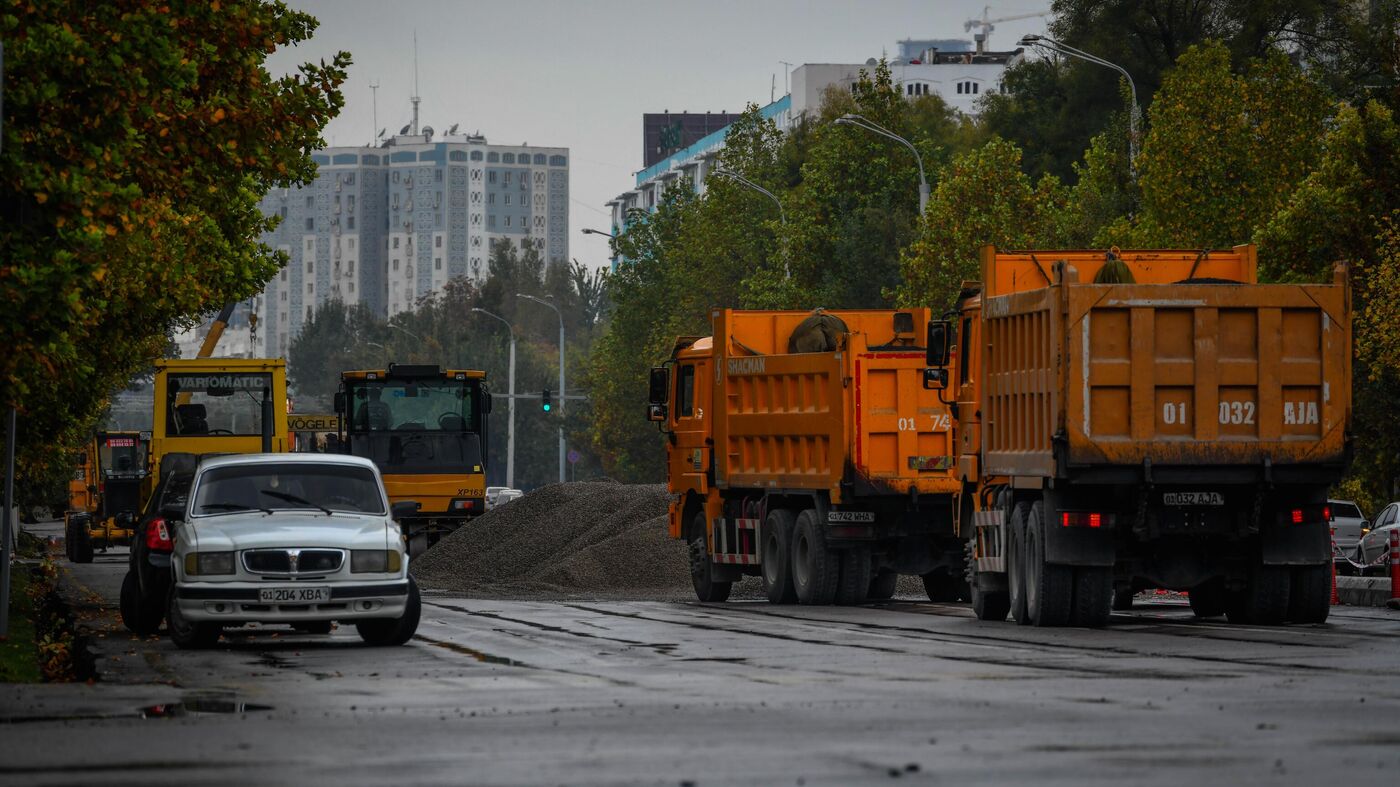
[166,453,420,649]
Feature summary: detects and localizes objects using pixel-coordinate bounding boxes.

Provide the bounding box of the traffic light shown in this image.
[542,388,552,412]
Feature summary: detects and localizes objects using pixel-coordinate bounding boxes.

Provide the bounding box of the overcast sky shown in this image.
[268,0,1051,269]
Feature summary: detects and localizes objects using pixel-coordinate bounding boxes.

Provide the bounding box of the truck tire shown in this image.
[868,569,898,600]
[689,512,732,603]
[1007,502,1030,625]
[792,509,838,605]
[1287,565,1331,624]
[761,508,797,604]
[1226,564,1290,625]
[1112,586,1135,610]
[1072,567,1113,628]
[921,570,959,602]
[1024,500,1073,627]
[71,524,94,564]
[966,537,1010,621]
[120,571,164,635]
[836,546,871,605]
[1188,579,1228,618]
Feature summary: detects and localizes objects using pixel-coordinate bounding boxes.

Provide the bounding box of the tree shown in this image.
[1,1,349,485]
[895,139,1077,311]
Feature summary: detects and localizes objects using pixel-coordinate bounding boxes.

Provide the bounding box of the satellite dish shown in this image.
[448,123,460,135]
[398,123,411,135]
[422,125,434,139]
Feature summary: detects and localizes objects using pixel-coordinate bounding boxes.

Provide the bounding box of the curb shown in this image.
[1335,576,1394,608]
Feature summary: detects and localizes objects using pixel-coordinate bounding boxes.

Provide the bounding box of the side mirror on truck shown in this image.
[647,367,670,422]
[333,391,346,414]
[923,367,949,390]
[926,320,952,367]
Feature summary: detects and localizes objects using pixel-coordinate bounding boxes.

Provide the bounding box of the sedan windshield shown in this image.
[192,463,386,517]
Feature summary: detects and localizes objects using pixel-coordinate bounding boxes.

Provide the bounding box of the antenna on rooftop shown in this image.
[410,31,421,136]
[369,80,380,147]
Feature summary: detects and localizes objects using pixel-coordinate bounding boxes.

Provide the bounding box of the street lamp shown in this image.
[833,114,929,214]
[710,167,790,278]
[517,293,567,484]
[1019,34,1138,169]
[709,168,786,225]
[580,227,617,238]
[472,308,516,489]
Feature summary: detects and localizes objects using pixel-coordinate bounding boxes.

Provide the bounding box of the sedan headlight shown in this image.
[185,551,235,576]
[351,549,402,573]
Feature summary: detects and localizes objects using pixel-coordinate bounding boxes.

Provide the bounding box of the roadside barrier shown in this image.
[1330,528,1340,606]
[1332,538,1391,573]
[1391,530,1399,602]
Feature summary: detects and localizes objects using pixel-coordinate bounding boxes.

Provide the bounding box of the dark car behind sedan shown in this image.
[120,470,192,634]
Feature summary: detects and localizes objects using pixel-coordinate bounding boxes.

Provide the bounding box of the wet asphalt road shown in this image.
[3,521,1399,786]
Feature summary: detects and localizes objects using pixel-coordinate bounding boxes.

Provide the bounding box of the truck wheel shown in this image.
[761,508,797,604]
[688,512,732,603]
[1025,501,1073,627]
[71,524,94,564]
[836,546,871,605]
[791,509,838,605]
[1226,564,1290,625]
[1112,586,1135,610]
[356,577,422,646]
[966,537,1010,621]
[1071,567,1113,628]
[408,531,429,558]
[1006,502,1030,625]
[1287,565,1331,624]
[1188,579,1228,618]
[921,570,959,602]
[167,590,220,650]
[867,569,898,600]
[120,571,164,635]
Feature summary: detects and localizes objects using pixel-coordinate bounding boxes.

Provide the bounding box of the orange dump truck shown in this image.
[930,246,1351,627]
[648,308,963,604]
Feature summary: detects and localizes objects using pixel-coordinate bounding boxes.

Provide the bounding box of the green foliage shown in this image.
[0,1,349,492]
[895,139,1076,311]
[1131,44,1331,248]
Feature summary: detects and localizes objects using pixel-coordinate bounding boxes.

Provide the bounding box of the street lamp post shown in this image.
[518,293,566,484]
[710,168,789,277]
[472,308,516,489]
[1019,35,1138,169]
[365,341,389,366]
[580,227,617,238]
[833,114,929,213]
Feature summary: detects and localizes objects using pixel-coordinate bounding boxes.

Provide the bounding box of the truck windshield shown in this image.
[342,378,484,475]
[191,463,386,517]
[165,373,272,437]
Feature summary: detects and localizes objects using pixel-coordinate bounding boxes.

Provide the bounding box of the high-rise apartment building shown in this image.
[249,130,569,357]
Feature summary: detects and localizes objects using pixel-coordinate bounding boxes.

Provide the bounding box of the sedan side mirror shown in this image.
[391,500,420,521]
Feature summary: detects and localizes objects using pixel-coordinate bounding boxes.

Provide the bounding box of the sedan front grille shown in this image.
[242,549,344,575]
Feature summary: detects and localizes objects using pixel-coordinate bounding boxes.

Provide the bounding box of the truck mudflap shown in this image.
[1043,493,1116,567]
[1262,521,1329,566]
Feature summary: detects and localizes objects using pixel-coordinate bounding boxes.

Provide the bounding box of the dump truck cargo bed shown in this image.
[978,248,1351,481]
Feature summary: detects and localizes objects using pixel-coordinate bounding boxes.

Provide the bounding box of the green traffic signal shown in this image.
[542,388,552,412]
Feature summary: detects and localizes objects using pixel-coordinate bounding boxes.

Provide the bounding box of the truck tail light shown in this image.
[449,498,477,512]
[1292,508,1304,524]
[146,517,174,553]
[1323,505,1331,521]
[1061,511,1109,529]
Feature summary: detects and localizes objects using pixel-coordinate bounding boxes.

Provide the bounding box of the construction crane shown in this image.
[964,6,1049,50]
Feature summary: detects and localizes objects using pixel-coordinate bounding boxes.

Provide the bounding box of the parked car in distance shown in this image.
[120,468,194,635]
[167,453,420,649]
[1352,501,1399,576]
[1329,499,1368,575]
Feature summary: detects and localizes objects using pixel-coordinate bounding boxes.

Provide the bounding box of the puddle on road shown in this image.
[140,698,274,718]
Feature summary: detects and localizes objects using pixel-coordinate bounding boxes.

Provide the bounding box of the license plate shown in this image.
[1163,492,1224,506]
[258,586,331,604]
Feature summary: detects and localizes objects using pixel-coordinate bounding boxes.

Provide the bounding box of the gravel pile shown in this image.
[411,481,698,599]
[411,479,931,602]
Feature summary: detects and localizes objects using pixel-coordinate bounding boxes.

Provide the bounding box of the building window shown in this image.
[306,283,313,294]
[435,236,442,248]
[488,193,495,205]
[306,306,312,319]
[488,215,496,228]
[280,291,287,301]
[533,154,546,165]
[393,259,399,271]
[305,217,314,230]
[347,216,355,229]
[503,153,515,164]
[393,237,400,249]
[504,194,511,206]
[471,151,483,161]
[279,206,287,219]
[435,258,442,270]
[488,171,497,184]
[347,195,355,211]
[393,171,400,183]
[349,282,355,293]
[504,171,512,185]
[280,270,287,281]
[435,169,443,183]
[306,195,314,208]
[306,261,313,273]
[504,216,511,228]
